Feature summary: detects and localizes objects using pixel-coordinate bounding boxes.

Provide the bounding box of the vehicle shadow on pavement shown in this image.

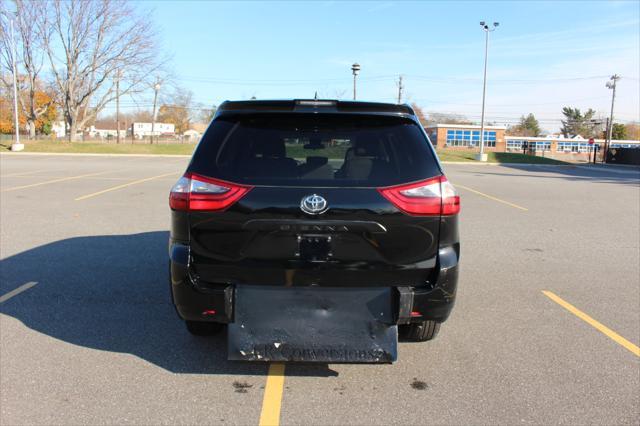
[0,231,338,377]
[458,163,640,185]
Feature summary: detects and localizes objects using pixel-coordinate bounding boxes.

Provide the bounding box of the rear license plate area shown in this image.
[297,234,332,261]
[228,286,398,363]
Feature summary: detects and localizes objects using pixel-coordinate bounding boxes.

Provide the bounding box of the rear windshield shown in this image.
[188,113,440,187]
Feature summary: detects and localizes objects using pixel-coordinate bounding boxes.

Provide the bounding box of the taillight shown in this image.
[169,173,252,212]
[440,177,460,215]
[377,175,460,216]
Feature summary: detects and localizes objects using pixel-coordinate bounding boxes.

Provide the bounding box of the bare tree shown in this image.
[0,0,53,139]
[410,103,427,125]
[333,89,347,99]
[39,0,162,141]
[198,105,217,124]
[424,112,474,127]
[158,88,194,134]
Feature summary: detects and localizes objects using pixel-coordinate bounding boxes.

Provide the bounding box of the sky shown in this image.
[119,0,639,132]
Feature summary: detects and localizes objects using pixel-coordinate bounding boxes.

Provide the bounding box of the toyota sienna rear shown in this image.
[169,100,460,362]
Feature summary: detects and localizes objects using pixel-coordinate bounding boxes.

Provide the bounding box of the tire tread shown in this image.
[404,320,440,342]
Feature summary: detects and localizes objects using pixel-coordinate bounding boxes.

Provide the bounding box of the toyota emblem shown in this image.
[300,194,329,215]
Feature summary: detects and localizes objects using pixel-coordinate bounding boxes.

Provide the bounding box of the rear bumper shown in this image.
[169,241,459,324]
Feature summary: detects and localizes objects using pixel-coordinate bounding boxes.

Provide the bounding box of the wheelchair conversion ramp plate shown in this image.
[228,286,397,363]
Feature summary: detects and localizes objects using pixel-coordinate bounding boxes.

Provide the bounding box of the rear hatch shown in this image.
[174,112,450,288]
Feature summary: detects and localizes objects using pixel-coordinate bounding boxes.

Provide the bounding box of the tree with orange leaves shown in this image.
[0,1,57,138]
[0,88,56,135]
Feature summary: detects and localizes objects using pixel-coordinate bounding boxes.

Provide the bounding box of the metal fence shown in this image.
[606,147,640,165]
[0,133,198,145]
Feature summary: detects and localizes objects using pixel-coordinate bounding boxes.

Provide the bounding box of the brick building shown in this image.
[425,124,507,152]
[426,123,640,161]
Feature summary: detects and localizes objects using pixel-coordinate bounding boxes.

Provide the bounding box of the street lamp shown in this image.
[476,21,499,162]
[351,63,360,100]
[151,80,161,144]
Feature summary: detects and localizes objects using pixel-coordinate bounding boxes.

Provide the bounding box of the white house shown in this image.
[51,121,66,138]
[87,125,126,139]
[131,122,175,138]
[182,129,201,141]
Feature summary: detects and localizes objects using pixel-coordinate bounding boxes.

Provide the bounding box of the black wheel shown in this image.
[400,321,440,342]
[185,320,224,336]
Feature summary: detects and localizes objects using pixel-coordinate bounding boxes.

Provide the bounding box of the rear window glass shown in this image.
[188,113,440,187]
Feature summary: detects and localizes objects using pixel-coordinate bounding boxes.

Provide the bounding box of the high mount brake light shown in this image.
[377,175,460,216]
[169,173,252,212]
[296,100,336,107]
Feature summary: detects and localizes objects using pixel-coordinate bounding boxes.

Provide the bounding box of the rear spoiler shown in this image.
[216,99,416,116]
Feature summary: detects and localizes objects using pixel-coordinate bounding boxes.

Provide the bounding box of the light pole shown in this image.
[604,74,620,163]
[151,80,161,144]
[115,68,120,144]
[351,63,360,100]
[8,17,23,151]
[476,21,498,162]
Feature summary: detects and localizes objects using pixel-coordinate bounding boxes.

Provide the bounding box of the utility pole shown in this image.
[476,21,499,162]
[151,79,161,145]
[604,74,620,164]
[351,63,360,100]
[602,117,610,163]
[397,75,404,104]
[9,18,23,152]
[115,69,120,144]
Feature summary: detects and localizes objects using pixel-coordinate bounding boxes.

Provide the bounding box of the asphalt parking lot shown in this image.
[1,153,639,425]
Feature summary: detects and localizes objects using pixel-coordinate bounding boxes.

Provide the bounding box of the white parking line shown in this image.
[0,282,38,304]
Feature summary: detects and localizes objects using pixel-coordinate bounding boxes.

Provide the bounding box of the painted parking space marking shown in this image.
[3,175,164,181]
[74,172,178,201]
[1,171,114,192]
[259,363,286,426]
[0,282,38,304]
[0,169,50,178]
[453,183,529,211]
[543,290,640,357]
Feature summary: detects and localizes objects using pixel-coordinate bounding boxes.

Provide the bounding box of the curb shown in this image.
[574,165,640,176]
[0,152,191,158]
[440,161,576,167]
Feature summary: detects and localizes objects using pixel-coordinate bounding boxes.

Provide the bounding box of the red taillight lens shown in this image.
[168,176,191,210]
[440,177,460,215]
[377,175,460,216]
[169,173,252,212]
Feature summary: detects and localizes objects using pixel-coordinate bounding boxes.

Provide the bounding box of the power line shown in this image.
[406,74,613,83]
[164,73,632,87]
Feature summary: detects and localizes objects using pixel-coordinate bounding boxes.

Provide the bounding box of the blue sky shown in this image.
[126,0,639,132]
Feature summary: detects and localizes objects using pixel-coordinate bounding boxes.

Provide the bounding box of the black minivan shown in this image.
[169,100,459,362]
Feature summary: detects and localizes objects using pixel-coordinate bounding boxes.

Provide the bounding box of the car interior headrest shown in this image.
[306,156,328,166]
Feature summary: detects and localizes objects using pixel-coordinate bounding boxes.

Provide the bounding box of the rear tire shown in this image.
[185,320,224,336]
[401,321,440,342]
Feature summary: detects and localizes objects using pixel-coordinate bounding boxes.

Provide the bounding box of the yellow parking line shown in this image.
[0,282,37,304]
[543,290,640,357]
[0,169,49,178]
[4,176,153,181]
[2,176,175,181]
[259,363,286,426]
[453,183,528,211]
[74,172,178,201]
[1,171,113,192]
